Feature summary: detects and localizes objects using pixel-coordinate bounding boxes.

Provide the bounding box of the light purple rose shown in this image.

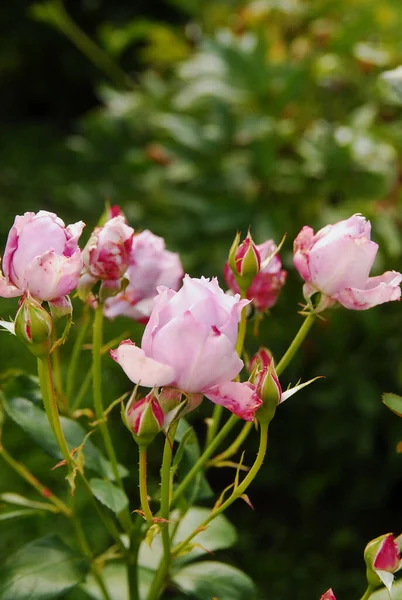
[111,276,262,421]
[224,240,287,311]
[293,214,402,311]
[0,211,84,302]
[104,229,184,323]
[81,215,134,285]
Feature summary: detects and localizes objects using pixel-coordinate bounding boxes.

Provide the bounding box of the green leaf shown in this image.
[0,535,90,600]
[2,395,127,480]
[0,492,58,512]
[175,420,213,503]
[382,393,402,417]
[138,506,237,570]
[0,509,43,521]
[172,561,257,600]
[88,478,129,514]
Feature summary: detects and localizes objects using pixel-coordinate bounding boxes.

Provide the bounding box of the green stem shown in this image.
[139,446,153,525]
[235,303,248,356]
[38,357,74,470]
[51,328,67,413]
[128,523,141,600]
[66,306,91,405]
[360,587,374,600]
[205,404,223,448]
[92,303,132,532]
[38,355,126,550]
[171,414,239,507]
[275,313,316,376]
[70,494,113,600]
[160,423,178,558]
[172,422,269,558]
[208,421,253,467]
[146,423,179,600]
[48,0,132,90]
[0,443,71,517]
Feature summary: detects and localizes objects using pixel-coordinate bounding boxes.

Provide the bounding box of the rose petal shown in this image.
[110,340,174,387]
[204,381,262,421]
[335,271,402,310]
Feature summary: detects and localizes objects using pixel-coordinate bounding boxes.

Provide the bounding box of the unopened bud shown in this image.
[364,533,400,590]
[228,231,260,292]
[320,590,336,600]
[14,297,53,357]
[125,391,164,447]
[249,350,281,425]
[156,386,203,425]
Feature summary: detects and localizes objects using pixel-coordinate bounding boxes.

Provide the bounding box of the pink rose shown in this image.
[111,276,262,421]
[104,230,184,323]
[224,240,287,311]
[0,211,84,302]
[81,215,134,285]
[294,214,402,311]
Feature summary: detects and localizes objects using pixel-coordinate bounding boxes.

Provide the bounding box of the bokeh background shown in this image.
[2,0,402,598]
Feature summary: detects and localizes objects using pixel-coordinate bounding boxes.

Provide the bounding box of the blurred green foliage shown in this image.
[2,0,402,598]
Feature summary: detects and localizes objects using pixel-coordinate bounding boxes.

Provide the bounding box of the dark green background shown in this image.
[1,0,402,598]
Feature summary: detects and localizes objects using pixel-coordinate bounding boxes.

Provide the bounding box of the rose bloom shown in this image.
[111,276,262,421]
[224,240,287,311]
[0,211,84,302]
[81,215,134,284]
[294,214,402,311]
[104,229,184,323]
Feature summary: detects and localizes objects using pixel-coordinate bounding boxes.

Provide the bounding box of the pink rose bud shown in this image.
[104,230,184,323]
[228,232,261,292]
[320,590,336,600]
[249,347,274,374]
[79,216,134,300]
[249,349,282,425]
[0,211,84,302]
[111,276,262,421]
[125,392,164,447]
[364,533,400,591]
[14,296,53,357]
[157,386,203,425]
[225,239,286,311]
[294,214,402,312]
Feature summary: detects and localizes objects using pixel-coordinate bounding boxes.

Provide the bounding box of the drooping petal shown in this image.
[204,381,262,421]
[110,340,174,387]
[335,271,402,310]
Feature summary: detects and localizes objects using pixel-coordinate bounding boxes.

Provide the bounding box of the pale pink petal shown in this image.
[335,271,402,310]
[320,589,336,600]
[24,248,83,301]
[293,226,314,282]
[0,273,21,298]
[204,381,262,421]
[110,340,174,387]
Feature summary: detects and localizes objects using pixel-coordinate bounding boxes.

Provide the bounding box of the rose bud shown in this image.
[125,391,164,447]
[249,347,274,374]
[104,230,184,323]
[14,296,53,357]
[294,214,402,312]
[228,232,261,291]
[0,211,84,304]
[249,350,282,425]
[225,239,286,311]
[111,276,262,421]
[157,386,203,425]
[320,590,336,600]
[364,533,400,593]
[79,215,134,300]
